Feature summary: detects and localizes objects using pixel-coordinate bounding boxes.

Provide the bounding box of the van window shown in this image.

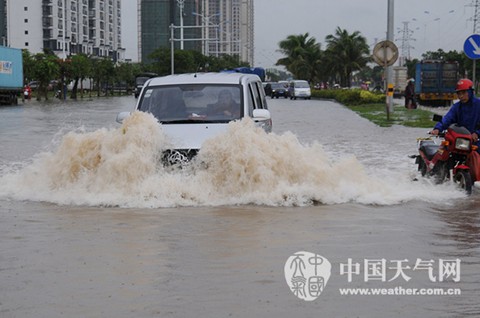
[257,81,268,109]
[249,81,268,110]
[249,82,262,109]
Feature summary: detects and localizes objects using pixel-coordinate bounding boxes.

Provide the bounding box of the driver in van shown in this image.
[208,89,240,118]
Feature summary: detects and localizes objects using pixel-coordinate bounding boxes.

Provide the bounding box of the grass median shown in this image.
[312,89,438,128]
[347,103,436,128]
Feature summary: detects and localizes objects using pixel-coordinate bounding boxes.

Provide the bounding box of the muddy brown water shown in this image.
[1,96,479,317]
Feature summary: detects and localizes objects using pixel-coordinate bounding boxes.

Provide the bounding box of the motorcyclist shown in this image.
[431,78,480,181]
[431,79,480,147]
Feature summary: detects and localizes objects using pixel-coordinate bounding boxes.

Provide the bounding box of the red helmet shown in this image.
[456,78,473,92]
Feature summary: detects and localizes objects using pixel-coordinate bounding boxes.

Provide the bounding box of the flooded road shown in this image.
[1,96,479,317]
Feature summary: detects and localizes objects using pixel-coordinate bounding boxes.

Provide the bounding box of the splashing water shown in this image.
[0,111,465,207]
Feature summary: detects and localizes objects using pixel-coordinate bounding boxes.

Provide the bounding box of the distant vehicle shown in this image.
[414,60,459,107]
[288,80,311,100]
[134,72,157,98]
[393,66,408,98]
[265,82,288,99]
[263,82,273,96]
[117,72,272,166]
[0,46,23,105]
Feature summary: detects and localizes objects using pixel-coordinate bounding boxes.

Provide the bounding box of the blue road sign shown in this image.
[464,34,480,59]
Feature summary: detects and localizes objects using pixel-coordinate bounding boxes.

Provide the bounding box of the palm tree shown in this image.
[276,33,322,83]
[325,27,370,87]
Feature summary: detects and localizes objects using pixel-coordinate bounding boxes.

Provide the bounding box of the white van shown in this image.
[288,80,311,100]
[116,72,272,165]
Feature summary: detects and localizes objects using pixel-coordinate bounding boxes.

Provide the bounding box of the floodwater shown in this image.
[0,96,479,317]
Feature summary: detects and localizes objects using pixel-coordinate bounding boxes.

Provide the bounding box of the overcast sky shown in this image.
[122,0,473,68]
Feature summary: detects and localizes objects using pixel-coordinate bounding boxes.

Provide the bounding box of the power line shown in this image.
[397,21,415,65]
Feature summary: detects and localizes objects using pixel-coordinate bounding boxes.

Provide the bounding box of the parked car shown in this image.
[288,80,311,100]
[117,72,272,166]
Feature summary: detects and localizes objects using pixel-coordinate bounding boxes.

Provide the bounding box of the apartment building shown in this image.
[139,0,254,65]
[1,0,124,61]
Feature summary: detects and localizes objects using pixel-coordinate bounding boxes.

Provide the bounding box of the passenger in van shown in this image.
[151,88,187,120]
[208,89,240,119]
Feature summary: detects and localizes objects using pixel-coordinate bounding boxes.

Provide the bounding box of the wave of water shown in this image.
[0,111,466,207]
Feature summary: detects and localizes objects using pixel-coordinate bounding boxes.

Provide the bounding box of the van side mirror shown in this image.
[116,111,131,123]
[252,109,271,121]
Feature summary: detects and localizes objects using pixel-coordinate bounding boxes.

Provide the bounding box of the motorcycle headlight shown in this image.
[455,138,471,151]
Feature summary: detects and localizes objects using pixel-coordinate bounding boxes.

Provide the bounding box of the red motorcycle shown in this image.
[413,116,477,194]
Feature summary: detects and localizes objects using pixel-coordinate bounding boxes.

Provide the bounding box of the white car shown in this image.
[288,80,311,100]
[117,72,272,165]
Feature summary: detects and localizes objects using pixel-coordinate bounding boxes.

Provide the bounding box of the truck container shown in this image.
[221,67,266,82]
[0,46,24,105]
[414,60,459,107]
[392,66,408,98]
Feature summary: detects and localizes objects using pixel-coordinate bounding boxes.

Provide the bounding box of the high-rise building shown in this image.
[2,0,124,61]
[139,0,202,63]
[139,0,254,65]
[200,0,254,64]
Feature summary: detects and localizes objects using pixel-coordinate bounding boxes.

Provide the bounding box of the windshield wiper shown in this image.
[160,119,218,124]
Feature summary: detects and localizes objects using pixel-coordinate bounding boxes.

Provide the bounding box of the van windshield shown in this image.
[138,84,243,123]
[295,81,309,88]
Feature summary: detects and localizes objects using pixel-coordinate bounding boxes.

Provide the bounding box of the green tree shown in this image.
[31,53,60,101]
[404,58,420,80]
[115,62,141,94]
[69,54,91,99]
[90,58,115,97]
[324,27,370,87]
[276,33,322,83]
[22,49,35,84]
[148,47,249,75]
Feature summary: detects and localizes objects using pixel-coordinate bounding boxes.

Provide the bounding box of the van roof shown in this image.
[146,72,261,86]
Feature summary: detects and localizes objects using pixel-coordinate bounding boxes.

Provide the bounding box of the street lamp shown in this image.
[176,0,185,50]
[192,11,220,56]
[215,20,232,57]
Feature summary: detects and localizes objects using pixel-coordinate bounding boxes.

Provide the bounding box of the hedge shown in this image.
[311,89,385,106]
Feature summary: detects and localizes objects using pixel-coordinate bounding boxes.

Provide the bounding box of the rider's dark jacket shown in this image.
[434,90,480,152]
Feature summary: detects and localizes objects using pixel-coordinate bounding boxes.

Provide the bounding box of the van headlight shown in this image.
[455,138,471,151]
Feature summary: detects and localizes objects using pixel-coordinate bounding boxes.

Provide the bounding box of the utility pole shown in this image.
[473,0,480,86]
[386,0,394,117]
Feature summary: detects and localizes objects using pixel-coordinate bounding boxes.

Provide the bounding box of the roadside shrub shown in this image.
[312,89,384,105]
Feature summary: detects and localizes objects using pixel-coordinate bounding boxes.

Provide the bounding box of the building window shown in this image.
[24,19,28,23]
[25,42,29,46]
[25,30,28,35]
[24,7,28,11]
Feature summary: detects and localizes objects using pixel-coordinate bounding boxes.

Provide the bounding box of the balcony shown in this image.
[42,7,53,16]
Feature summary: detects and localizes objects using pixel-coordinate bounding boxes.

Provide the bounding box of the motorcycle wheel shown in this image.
[454,170,472,195]
[433,161,447,184]
[418,159,427,176]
